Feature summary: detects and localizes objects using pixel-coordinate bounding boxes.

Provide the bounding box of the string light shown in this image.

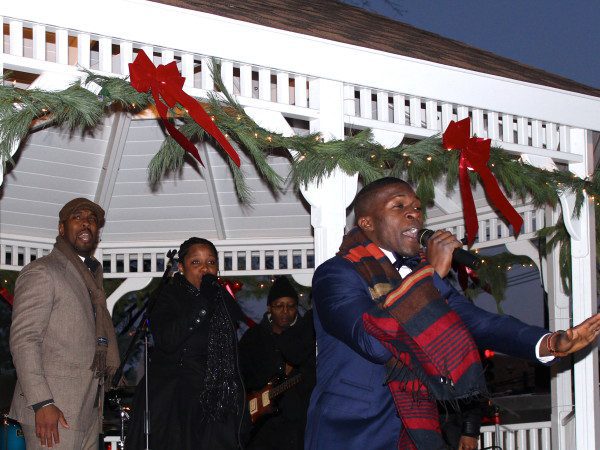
[426,156,432,161]
[210,116,215,121]
[266,135,272,142]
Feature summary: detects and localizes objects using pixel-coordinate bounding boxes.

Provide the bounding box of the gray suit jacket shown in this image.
[10,248,100,431]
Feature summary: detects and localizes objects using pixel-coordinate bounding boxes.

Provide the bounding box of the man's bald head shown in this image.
[353,177,412,223]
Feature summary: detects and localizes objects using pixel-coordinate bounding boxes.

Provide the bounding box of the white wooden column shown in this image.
[300,79,358,267]
[565,128,599,448]
[544,207,575,450]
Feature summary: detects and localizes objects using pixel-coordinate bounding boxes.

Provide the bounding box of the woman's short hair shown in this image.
[178,237,218,263]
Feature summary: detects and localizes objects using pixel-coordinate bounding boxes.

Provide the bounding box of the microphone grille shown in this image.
[417,229,435,246]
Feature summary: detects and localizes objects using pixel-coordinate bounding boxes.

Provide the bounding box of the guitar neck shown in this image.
[269,374,302,400]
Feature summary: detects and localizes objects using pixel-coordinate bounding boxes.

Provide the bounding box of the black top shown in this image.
[126,274,247,450]
[239,310,316,423]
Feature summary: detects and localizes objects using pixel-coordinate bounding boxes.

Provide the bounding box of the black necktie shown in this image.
[392,253,421,270]
[84,257,100,273]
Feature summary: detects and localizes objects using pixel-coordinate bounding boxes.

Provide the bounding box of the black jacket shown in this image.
[239,310,316,423]
[127,273,246,450]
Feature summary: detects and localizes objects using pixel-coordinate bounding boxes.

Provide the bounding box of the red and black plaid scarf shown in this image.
[338,227,486,450]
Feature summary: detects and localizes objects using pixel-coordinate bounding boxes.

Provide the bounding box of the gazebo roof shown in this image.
[154,0,600,97]
[0,0,596,278]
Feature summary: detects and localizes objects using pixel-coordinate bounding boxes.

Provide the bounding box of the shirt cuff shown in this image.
[536,333,555,363]
[32,399,55,412]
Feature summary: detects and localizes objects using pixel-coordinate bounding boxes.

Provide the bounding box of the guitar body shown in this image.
[248,382,277,423]
[247,373,302,424]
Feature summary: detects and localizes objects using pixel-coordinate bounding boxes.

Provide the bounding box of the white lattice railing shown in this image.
[1,16,314,112]
[0,235,315,278]
[480,421,552,450]
[344,84,578,163]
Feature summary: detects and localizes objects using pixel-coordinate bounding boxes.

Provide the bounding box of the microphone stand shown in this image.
[110,249,177,450]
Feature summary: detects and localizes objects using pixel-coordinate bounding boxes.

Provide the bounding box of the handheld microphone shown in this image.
[201,273,221,288]
[417,229,482,270]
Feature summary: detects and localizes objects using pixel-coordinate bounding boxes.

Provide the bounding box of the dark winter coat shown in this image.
[126,273,247,450]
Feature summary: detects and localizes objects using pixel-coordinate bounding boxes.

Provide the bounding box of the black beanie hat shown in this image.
[267,276,298,305]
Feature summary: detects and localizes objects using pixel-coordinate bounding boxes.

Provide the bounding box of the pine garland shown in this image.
[461,253,538,312]
[1,71,598,210]
[0,68,598,304]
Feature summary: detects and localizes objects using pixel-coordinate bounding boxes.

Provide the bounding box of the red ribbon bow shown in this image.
[128,50,241,167]
[0,287,14,306]
[442,117,523,246]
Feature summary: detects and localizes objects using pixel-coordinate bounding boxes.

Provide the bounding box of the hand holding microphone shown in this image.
[418,229,481,277]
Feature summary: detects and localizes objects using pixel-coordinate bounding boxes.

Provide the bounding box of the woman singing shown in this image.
[127,237,247,449]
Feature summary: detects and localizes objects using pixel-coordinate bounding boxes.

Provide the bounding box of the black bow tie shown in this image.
[392,253,421,270]
[84,257,100,273]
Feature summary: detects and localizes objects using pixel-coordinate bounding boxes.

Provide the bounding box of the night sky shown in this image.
[348,0,600,89]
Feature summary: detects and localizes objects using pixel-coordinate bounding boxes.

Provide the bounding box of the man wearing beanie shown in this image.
[10,198,119,449]
[239,276,316,450]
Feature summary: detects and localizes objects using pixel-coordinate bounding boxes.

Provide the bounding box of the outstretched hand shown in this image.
[540,313,600,357]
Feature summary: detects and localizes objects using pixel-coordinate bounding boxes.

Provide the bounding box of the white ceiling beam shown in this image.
[95,112,131,211]
[202,143,227,240]
[432,186,462,215]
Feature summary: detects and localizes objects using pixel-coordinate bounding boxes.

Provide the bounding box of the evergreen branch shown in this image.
[462,252,537,309]
[227,157,252,203]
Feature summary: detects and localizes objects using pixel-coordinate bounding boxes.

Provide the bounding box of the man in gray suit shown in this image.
[10,198,119,449]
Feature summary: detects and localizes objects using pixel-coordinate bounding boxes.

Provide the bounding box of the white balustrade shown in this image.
[1,17,312,111]
[1,15,582,167]
[425,203,544,248]
[480,421,552,450]
[0,235,315,278]
[344,83,576,163]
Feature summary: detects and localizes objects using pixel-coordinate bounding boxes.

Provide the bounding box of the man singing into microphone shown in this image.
[305,177,600,450]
